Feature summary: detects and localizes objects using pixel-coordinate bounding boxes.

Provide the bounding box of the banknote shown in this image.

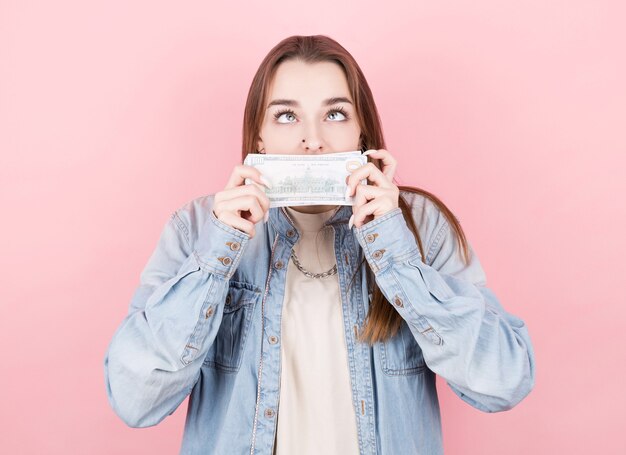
[243,151,368,207]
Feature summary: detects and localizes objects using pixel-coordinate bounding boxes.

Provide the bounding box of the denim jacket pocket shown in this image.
[203,280,260,373]
[379,320,426,376]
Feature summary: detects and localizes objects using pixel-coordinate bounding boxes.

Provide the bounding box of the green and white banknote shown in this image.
[243,150,368,207]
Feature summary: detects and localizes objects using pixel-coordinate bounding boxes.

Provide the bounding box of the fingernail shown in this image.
[348,214,354,229]
[260,175,273,189]
[362,149,377,156]
[345,185,351,199]
[264,211,269,223]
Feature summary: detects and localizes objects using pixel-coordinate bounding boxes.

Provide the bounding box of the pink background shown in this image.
[1,0,624,453]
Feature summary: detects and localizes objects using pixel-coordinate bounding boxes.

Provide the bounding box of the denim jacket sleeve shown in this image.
[354,201,536,413]
[103,196,251,427]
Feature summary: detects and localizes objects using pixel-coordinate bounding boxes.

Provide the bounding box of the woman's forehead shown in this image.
[267,60,351,106]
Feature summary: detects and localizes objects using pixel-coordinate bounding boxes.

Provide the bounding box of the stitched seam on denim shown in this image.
[193,250,228,278]
[394,266,448,345]
[180,276,217,365]
[229,280,262,293]
[223,297,256,313]
[171,211,191,249]
[372,255,390,275]
[192,234,245,278]
[333,226,366,435]
[203,360,238,373]
[426,219,450,266]
[394,246,419,263]
[223,284,261,313]
[388,269,426,328]
[209,291,258,372]
[357,208,412,269]
[205,214,249,278]
[390,265,444,344]
[379,269,434,369]
[379,342,426,376]
[354,229,375,271]
[355,206,402,233]
[365,228,418,265]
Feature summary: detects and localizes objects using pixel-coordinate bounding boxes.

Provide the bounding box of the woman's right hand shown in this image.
[212,164,271,239]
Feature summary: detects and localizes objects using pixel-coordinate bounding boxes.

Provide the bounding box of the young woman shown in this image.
[104,35,536,455]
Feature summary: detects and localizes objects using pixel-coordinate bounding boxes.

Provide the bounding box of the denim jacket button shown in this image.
[372,249,385,260]
[365,233,377,243]
[264,408,275,418]
[219,256,233,266]
[205,306,214,319]
[229,242,241,251]
[393,296,404,308]
[286,229,295,238]
[275,260,284,270]
[269,335,278,344]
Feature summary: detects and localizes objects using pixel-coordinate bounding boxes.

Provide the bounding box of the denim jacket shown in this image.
[103,190,536,454]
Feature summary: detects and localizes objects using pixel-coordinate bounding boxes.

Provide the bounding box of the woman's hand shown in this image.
[346,149,399,229]
[213,164,272,238]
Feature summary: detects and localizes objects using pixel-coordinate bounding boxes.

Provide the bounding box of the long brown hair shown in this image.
[241,35,470,345]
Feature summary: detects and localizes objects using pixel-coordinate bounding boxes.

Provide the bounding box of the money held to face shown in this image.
[243,150,368,207]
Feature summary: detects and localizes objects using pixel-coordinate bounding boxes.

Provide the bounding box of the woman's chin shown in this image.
[288,204,338,214]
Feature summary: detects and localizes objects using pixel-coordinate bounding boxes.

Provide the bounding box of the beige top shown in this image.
[272,206,360,455]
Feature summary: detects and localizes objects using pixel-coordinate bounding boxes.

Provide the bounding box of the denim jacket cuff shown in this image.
[192,210,251,278]
[353,207,421,274]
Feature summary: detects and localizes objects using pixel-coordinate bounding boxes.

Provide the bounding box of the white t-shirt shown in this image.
[273,206,360,455]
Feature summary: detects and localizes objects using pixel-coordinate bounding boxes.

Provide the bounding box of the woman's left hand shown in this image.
[346,149,400,229]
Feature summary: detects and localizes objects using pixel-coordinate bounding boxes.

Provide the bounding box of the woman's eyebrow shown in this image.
[266,96,353,109]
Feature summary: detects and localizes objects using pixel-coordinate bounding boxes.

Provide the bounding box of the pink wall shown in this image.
[1,0,624,453]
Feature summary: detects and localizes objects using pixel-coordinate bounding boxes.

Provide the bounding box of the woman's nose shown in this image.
[301,126,324,153]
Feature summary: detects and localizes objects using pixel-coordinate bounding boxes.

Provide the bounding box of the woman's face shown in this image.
[257,59,362,155]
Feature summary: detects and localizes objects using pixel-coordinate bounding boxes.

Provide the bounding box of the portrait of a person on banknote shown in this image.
[105,34,536,454]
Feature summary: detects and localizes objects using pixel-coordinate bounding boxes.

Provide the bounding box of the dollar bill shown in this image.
[243,151,368,207]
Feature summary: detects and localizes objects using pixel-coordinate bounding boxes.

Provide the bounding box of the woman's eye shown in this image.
[275,112,296,123]
[327,110,347,121]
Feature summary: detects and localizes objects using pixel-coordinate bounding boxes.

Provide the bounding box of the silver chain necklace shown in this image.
[281,205,340,279]
[290,249,337,279]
